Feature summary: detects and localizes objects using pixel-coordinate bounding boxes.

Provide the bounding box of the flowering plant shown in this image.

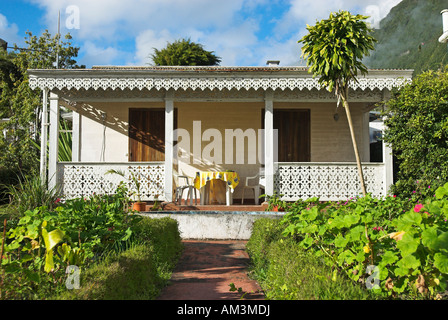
[281,182,448,299]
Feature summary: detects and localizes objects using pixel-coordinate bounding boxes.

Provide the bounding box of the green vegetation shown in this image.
[247,218,374,300]
[252,183,448,300]
[56,217,182,300]
[382,67,448,200]
[0,31,82,175]
[151,38,221,66]
[0,181,182,300]
[299,10,377,197]
[366,0,448,74]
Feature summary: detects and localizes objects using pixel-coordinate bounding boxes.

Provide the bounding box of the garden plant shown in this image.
[277,183,448,299]
[0,181,182,300]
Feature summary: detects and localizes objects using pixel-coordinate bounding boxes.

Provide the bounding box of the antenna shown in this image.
[56,10,60,69]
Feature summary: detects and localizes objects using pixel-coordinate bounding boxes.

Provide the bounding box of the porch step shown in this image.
[144,201,270,212]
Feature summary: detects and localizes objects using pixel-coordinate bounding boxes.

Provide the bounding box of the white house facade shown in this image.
[28,66,413,204]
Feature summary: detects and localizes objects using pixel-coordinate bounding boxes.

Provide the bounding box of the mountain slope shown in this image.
[365,0,448,74]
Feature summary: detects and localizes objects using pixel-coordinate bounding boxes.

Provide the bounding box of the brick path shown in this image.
[157,240,265,300]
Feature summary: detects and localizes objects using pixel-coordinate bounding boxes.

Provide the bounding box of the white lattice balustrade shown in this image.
[274,163,386,201]
[58,162,165,201]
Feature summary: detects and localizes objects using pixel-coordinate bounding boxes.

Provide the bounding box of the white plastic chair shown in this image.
[173,171,197,205]
[241,169,265,205]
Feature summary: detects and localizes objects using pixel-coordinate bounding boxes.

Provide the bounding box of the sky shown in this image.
[0,0,403,68]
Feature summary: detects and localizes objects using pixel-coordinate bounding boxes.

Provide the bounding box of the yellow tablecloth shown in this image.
[194,171,240,191]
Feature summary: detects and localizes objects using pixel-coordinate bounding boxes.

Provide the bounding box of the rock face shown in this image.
[365,0,448,75]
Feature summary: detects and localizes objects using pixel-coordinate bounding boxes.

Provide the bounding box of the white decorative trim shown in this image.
[29,76,411,92]
[28,68,413,92]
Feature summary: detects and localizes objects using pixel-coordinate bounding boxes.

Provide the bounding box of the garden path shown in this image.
[157,240,265,300]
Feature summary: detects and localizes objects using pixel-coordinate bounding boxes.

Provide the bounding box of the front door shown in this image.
[273,109,311,162]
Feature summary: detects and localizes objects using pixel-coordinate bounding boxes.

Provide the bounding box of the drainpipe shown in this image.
[439,9,448,43]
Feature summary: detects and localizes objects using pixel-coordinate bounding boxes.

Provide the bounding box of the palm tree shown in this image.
[299,10,377,196]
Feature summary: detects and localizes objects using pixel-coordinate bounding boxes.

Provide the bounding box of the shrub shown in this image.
[281,184,448,299]
[383,67,448,200]
[247,218,373,300]
[0,182,182,300]
[5,173,62,216]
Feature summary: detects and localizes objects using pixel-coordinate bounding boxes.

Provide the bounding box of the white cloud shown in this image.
[79,41,125,66]
[275,0,402,37]
[0,14,22,47]
[134,29,175,65]
[27,0,403,67]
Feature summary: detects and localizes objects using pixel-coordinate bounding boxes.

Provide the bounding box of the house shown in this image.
[28,65,413,205]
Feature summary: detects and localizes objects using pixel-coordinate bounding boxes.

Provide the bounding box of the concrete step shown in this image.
[142,201,270,212]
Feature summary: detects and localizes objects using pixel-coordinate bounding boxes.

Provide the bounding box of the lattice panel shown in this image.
[274,163,385,201]
[59,163,165,201]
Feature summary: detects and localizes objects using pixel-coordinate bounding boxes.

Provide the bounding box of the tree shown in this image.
[0,31,83,173]
[299,10,377,196]
[151,38,221,66]
[382,67,448,200]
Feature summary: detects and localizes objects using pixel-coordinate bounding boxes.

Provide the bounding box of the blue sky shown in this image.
[0,0,402,68]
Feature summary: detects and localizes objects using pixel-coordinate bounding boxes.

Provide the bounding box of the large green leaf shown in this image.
[380,250,399,265]
[42,228,65,251]
[421,227,439,251]
[397,254,421,270]
[334,235,349,248]
[300,207,318,221]
[343,214,360,228]
[42,228,65,273]
[435,183,448,200]
[396,232,420,256]
[434,253,448,274]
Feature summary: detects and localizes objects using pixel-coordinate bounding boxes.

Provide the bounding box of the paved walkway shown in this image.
[157,240,265,300]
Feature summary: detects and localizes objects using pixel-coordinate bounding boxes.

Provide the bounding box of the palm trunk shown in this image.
[341,94,367,197]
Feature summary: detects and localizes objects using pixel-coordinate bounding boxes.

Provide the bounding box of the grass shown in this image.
[1,204,183,300]
[246,218,376,300]
[54,216,183,300]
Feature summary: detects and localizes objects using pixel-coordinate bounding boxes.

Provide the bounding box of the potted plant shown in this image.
[261,192,286,212]
[106,169,147,212]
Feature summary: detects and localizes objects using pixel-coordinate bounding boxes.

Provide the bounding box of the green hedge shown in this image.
[55,217,183,300]
[246,218,375,300]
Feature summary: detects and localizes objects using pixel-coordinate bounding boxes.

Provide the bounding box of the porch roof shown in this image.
[28,66,413,92]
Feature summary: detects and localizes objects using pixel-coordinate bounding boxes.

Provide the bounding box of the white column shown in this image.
[48,93,60,190]
[264,91,275,196]
[164,93,174,202]
[382,117,393,196]
[40,89,49,184]
[72,111,81,162]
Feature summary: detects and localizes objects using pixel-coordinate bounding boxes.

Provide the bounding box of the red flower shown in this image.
[54,198,61,204]
[414,204,423,213]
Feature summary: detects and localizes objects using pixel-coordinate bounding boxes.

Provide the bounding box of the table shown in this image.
[194,171,240,206]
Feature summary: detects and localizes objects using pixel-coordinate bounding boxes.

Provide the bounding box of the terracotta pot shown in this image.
[132,202,147,212]
[273,205,285,212]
